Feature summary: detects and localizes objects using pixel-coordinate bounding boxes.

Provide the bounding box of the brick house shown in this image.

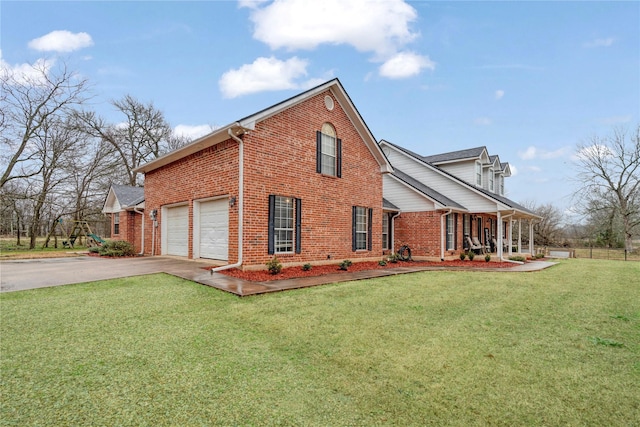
[133,79,393,270]
[102,184,145,253]
[380,140,540,261]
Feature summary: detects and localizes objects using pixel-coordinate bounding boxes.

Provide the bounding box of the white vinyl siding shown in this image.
[381,144,500,212]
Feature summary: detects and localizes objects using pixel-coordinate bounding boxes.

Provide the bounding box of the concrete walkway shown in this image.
[1,256,556,296]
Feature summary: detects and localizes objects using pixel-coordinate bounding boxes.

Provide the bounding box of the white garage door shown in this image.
[166,205,189,256]
[199,199,229,260]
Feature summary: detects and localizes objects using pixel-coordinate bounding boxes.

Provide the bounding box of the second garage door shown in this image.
[199,199,228,260]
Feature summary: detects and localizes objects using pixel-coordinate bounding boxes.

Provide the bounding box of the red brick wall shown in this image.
[110,211,143,253]
[141,89,384,269]
[394,211,476,259]
[143,140,240,259]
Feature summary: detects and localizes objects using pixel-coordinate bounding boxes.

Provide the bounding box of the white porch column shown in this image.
[508,220,513,254]
[518,219,522,254]
[496,211,503,259]
[529,220,534,255]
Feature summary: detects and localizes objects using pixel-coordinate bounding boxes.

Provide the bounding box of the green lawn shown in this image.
[1,259,638,426]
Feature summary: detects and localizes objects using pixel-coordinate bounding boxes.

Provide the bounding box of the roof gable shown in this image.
[380,140,538,217]
[136,79,392,174]
[102,184,144,213]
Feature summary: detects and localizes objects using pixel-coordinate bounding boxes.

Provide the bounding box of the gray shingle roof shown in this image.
[112,184,144,207]
[382,198,400,211]
[421,146,487,164]
[392,169,467,210]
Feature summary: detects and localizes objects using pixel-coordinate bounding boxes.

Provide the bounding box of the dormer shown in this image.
[422,146,490,188]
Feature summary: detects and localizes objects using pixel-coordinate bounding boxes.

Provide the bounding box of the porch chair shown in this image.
[466,236,484,254]
[472,237,486,254]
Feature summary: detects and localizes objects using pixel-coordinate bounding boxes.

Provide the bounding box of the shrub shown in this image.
[378,260,387,266]
[339,260,352,271]
[266,256,282,274]
[535,253,545,259]
[485,254,491,262]
[459,252,466,261]
[98,240,135,257]
[88,246,101,254]
[387,253,400,263]
[509,255,526,262]
[468,251,475,261]
[302,263,312,271]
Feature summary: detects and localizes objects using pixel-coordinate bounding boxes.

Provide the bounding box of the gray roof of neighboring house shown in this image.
[392,169,467,210]
[383,198,400,211]
[421,146,487,164]
[112,184,145,207]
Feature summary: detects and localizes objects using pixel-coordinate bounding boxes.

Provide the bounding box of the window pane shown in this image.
[355,207,368,250]
[320,128,336,176]
[274,196,294,253]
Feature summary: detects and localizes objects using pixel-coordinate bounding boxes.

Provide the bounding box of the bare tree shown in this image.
[0,60,89,188]
[74,95,172,186]
[574,125,640,252]
[522,201,564,246]
[25,117,80,249]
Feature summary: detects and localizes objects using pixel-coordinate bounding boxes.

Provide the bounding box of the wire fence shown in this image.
[543,247,640,261]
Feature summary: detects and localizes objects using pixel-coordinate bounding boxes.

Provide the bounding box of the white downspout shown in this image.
[390,211,401,253]
[500,210,516,262]
[212,125,245,273]
[440,209,452,261]
[133,207,145,255]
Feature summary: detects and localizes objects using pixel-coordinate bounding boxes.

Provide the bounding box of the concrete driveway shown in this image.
[0,256,218,292]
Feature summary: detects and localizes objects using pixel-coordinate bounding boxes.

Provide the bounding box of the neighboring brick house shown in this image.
[102,184,145,253]
[380,140,540,261]
[134,79,393,270]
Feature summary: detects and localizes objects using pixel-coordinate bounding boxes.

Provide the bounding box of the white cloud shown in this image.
[525,165,542,173]
[495,89,504,100]
[174,124,216,140]
[600,115,632,125]
[474,117,491,126]
[510,164,518,176]
[219,56,323,98]
[379,52,434,79]
[28,30,93,53]
[244,0,419,59]
[0,50,54,85]
[583,37,615,48]
[572,144,612,162]
[518,145,569,160]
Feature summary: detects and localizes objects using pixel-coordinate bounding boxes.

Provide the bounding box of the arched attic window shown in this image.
[316,123,342,177]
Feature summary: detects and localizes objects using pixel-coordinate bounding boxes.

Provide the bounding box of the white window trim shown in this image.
[382,214,389,250]
[489,168,494,192]
[274,196,294,254]
[446,213,455,251]
[475,161,482,187]
[320,123,337,176]
[355,206,368,251]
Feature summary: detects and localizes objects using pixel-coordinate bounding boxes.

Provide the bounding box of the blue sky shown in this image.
[2,1,638,217]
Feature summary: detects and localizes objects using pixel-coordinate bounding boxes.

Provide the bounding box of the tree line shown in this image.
[2,61,638,252]
[1,61,192,248]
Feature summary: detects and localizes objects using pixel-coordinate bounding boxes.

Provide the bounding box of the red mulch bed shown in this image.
[207,259,519,282]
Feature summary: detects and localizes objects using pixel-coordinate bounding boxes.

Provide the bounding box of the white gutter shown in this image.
[500,210,516,262]
[440,209,453,261]
[133,206,145,255]
[212,125,245,273]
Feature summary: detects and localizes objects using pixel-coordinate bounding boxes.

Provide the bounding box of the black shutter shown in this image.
[352,206,357,252]
[268,195,275,255]
[454,213,459,250]
[336,138,342,178]
[295,198,301,254]
[367,208,373,251]
[316,131,322,173]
